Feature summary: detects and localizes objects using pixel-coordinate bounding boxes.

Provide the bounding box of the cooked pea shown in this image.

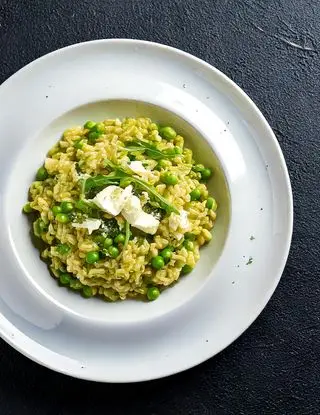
[23,203,33,213]
[181,264,193,275]
[160,247,173,263]
[103,237,113,248]
[57,243,71,255]
[82,286,93,298]
[69,279,83,290]
[108,246,119,258]
[201,168,212,180]
[92,122,105,133]
[193,164,205,173]
[184,232,196,241]
[60,201,74,213]
[174,146,182,154]
[159,126,177,140]
[161,172,178,185]
[151,255,165,270]
[183,240,194,251]
[33,219,47,237]
[74,139,85,149]
[36,166,48,181]
[59,273,72,286]
[56,213,70,223]
[52,205,62,216]
[88,131,101,143]
[156,159,168,170]
[84,120,96,130]
[86,251,100,264]
[190,188,201,201]
[147,287,160,301]
[114,234,125,244]
[206,197,217,211]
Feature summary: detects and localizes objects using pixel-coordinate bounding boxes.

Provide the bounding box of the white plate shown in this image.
[0,40,293,382]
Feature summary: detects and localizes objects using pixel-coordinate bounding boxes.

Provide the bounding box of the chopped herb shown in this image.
[250,235,255,240]
[124,140,177,160]
[246,257,253,265]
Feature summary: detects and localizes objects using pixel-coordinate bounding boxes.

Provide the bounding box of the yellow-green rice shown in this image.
[24,117,217,301]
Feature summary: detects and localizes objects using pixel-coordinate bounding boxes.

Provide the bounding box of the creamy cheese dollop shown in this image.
[90,185,160,235]
[72,218,102,234]
[92,185,133,216]
[168,210,190,240]
[122,195,159,235]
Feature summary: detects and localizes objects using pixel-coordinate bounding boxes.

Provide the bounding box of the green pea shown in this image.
[33,219,46,237]
[181,264,193,275]
[206,197,217,211]
[56,243,71,255]
[120,177,133,188]
[156,159,168,170]
[23,203,33,213]
[74,139,85,149]
[159,126,177,140]
[60,201,74,213]
[52,205,62,216]
[190,188,201,201]
[114,234,125,244]
[69,279,83,290]
[184,232,196,241]
[38,219,47,233]
[36,166,48,181]
[59,273,72,286]
[82,286,93,298]
[103,237,113,248]
[183,240,194,251]
[86,251,100,264]
[108,246,119,258]
[87,131,101,143]
[201,168,212,180]
[193,164,205,173]
[75,200,90,213]
[160,247,173,263]
[174,146,182,154]
[151,255,165,270]
[161,172,178,186]
[84,120,96,130]
[92,122,105,133]
[56,213,70,223]
[147,287,160,301]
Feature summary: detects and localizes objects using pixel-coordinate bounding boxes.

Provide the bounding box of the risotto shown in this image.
[23,117,218,301]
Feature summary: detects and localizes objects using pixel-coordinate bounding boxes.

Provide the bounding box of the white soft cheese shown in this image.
[128,161,157,182]
[92,185,132,216]
[72,218,101,234]
[132,211,159,235]
[121,195,142,223]
[128,161,148,175]
[169,210,190,233]
[122,194,160,235]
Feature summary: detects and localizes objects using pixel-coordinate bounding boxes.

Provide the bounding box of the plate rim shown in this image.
[0,38,293,382]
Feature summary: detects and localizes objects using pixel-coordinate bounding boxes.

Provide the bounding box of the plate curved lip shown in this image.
[0,39,293,382]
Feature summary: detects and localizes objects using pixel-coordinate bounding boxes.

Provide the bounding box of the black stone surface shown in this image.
[0,0,319,414]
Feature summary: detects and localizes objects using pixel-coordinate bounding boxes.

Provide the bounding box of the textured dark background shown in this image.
[0,0,319,414]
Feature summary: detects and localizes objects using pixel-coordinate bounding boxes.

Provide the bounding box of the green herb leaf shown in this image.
[124,140,176,160]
